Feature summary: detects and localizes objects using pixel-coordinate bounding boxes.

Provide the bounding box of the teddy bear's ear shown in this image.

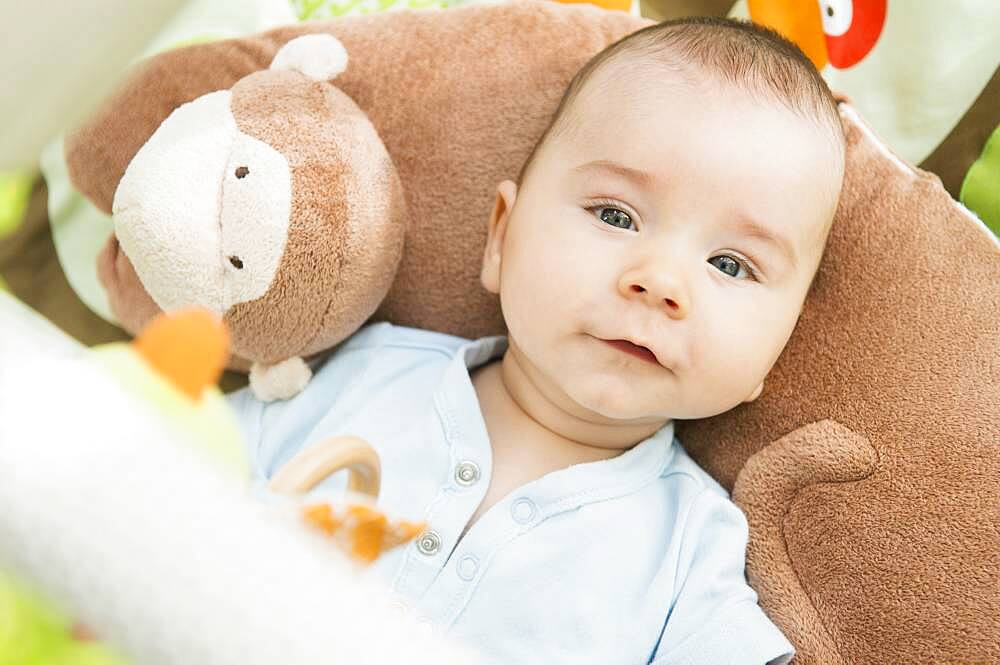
[270,34,348,81]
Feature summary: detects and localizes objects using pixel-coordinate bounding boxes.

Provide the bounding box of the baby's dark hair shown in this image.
[517,16,845,185]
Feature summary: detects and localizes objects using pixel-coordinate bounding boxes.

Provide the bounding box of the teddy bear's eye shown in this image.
[235,166,249,179]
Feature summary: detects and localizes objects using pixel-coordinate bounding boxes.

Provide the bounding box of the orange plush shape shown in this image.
[301,502,425,564]
[63,2,999,662]
[133,307,229,401]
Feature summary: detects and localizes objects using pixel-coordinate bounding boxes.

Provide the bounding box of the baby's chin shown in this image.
[559,374,673,424]
[558,371,753,423]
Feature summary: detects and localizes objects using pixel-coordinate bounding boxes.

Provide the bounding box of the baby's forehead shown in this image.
[549,67,843,258]
[564,81,819,177]
[567,58,691,123]
[569,53,839,144]
[562,62,843,186]
[575,59,778,128]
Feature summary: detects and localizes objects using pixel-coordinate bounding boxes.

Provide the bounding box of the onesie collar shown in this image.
[433,334,675,520]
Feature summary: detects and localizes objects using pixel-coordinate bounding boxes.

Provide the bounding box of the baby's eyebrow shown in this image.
[729,214,799,270]
[570,159,657,190]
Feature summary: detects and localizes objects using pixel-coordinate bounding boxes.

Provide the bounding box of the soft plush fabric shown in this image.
[58,1,1000,662]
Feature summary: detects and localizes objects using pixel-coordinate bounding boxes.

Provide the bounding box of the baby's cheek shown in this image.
[682,329,739,396]
[504,249,573,316]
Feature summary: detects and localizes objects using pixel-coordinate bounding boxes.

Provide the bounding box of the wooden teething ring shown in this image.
[267,435,381,499]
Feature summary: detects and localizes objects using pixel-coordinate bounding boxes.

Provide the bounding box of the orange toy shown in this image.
[558,0,632,12]
[270,435,425,564]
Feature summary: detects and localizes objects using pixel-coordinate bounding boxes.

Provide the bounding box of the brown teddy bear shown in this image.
[96,32,408,401]
[66,1,644,400]
[64,1,999,662]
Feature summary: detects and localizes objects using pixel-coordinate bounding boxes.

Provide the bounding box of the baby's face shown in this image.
[481,70,843,428]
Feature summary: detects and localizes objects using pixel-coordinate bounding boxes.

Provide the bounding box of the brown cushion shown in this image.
[681,104,1000,663]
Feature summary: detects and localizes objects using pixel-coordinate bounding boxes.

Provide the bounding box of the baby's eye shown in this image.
[708,254,757,281]
[593,206,634,230]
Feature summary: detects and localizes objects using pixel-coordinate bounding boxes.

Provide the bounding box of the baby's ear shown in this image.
[480,180,517,294]
[744,381,764,403]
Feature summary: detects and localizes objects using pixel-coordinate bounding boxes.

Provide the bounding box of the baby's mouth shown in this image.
[601,338,661,366]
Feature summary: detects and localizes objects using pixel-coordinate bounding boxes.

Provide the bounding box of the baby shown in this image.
[230,15,845,665]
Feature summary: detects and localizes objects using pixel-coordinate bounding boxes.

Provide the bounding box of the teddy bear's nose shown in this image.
[228,255,244,270]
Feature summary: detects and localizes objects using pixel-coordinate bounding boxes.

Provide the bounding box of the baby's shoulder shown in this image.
[339,321,471,359]
[301,322,476,408]
[642,438,750,534]
[648,440,753,551]
[657,438,729,500]
[313,322,470,380]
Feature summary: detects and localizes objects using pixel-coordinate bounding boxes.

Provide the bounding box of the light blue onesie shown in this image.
[228,322,794,665]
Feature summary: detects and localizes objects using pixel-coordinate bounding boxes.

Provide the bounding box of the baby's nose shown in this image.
[631,284,687,317]
[619,263,689,319]
[629,283,684,312]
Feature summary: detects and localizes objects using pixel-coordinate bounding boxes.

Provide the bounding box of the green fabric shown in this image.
[0,571,126,665]
[292,0,459,20]
[960,121,1000,237]
[168,34,228,49]
[0,170,33,239]
[0,170,33,292]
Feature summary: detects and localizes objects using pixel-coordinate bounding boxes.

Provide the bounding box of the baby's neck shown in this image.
[464,355,669,534]
[471,349,668,469]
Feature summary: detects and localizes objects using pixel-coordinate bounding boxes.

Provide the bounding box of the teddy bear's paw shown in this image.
[249,357,312,402]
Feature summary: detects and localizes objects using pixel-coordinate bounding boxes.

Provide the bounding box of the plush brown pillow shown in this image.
[682,104,1000,662]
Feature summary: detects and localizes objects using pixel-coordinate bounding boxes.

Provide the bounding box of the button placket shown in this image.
[403,343,501,618]
[454,460,480,487]
[456,555,479,581]
[511,497,537,524]
[415,529,442,556]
